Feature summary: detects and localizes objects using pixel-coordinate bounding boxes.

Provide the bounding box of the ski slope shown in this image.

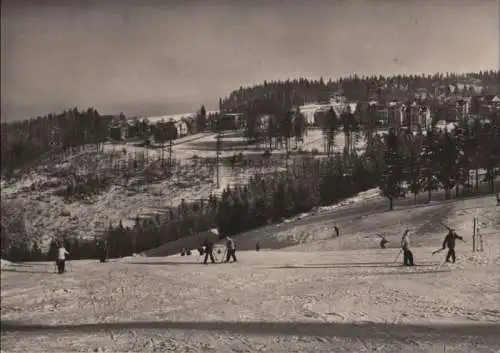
[1,194,499,352]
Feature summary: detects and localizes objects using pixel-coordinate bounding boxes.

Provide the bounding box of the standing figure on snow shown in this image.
[225,236,237,263]
[496,193,500,206]
[333,226,340,237]
[97,241,108,263]
[56,242,70,274]
[203,230,217,264]
[378,234,389,249]
[400,229,414,266]
[436,228,465,263]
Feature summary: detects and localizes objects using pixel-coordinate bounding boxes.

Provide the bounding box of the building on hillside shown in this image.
[329,92,348,105]
[357,100,388,126]
[481,94,500,112]
[109,119,131,141]
[299,104,323,125]
[414,88,430,101]
[219,113,245,130]
[455,97,472,122]
[257,114,272,131]
[175,120,189,137]
[312,106,333,126]
[387,101,403,126]
[401,102,431,130]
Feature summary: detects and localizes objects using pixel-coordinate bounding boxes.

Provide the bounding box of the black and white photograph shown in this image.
[1,0,499,352]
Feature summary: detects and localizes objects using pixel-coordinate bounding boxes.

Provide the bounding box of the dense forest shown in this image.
[1,71,499,261]
[220,71,500,113]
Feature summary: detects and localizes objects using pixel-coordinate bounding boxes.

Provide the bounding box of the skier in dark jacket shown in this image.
[377,234,389,249]
[333,226,340,237]
[400,229,414,266]
[224,236,237,263]
[203,237,216,264]
[440,229,465,263]
[97,241,108,263]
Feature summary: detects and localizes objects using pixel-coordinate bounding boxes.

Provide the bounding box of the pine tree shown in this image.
[293,110,307,148]
[380,128,405,210]
[406,134,423,203]
[421,128,440,201]
[436,129,459,199]
[196,105,207,132]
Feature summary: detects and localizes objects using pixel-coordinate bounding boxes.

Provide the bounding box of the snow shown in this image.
[2,195,499,352]
[0,259,12,268]
[140,110,219,125]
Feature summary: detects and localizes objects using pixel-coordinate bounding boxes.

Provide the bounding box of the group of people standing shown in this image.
[199,231,238,264]
[52,221,467,272]
[389,226,465,267]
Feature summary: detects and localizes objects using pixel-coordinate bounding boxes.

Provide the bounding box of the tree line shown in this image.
[220,71,499,113]
[0,106,216,179]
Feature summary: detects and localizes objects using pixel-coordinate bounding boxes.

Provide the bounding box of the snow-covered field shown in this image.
[2,194,499,352]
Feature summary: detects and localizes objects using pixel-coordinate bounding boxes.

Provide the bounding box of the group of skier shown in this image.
[389,225,465,267]
[199,231,238,265]
[52,219,467,272]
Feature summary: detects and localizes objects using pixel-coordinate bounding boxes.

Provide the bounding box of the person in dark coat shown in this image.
[333,226,340,237]
[224,236,237,263]
[97,241,108,263]
[203,237,216,264]
[400,229,414,266]
[377,234,389,249]
[440,229,465,263]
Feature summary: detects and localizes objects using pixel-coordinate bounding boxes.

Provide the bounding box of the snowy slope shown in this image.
[2,195,499,353]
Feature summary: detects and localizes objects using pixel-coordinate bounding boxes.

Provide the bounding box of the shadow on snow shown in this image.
[2,320,499,342]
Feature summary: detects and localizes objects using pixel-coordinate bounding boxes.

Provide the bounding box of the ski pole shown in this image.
[439,222,452,231]
[393,249,403,263]
[432,248,444,255]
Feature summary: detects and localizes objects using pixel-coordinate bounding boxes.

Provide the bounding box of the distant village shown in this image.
[106,82,500,144]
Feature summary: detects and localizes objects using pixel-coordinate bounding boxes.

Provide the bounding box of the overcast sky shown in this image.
[1,0,499,122]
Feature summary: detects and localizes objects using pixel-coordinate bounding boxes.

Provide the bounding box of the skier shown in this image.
[97,241,108,263]
[256,242,261,252]
[435,228,465,263]
[378,234,389,249]
[224,236,237,263]
[496,193,500,206]
[400,229,414,266]
[56,242,70,274]
[203,236,216,264]
[333,226,340,237]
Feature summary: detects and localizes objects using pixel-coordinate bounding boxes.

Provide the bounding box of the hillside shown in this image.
[0,128,363,250]
[1,194,499,352]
